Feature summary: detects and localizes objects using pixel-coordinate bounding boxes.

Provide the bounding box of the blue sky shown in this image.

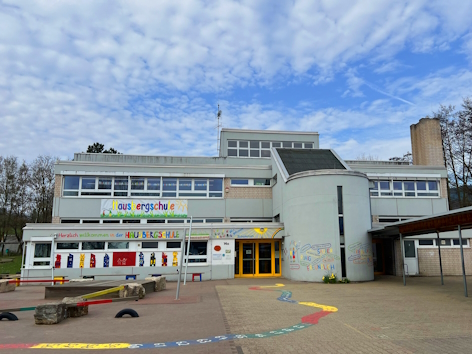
[1,0,472,161]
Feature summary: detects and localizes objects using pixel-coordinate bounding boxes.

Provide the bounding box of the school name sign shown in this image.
[100,199,188,219]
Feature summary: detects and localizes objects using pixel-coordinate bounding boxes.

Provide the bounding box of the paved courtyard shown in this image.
[1,276,472,353]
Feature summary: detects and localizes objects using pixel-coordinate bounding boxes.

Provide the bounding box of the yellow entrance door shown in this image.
[235,240,282,277]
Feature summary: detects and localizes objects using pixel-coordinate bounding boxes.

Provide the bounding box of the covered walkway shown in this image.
[369,206,472,297]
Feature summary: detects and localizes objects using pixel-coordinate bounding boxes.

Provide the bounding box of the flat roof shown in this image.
[221,128,319,135]
[369,206,472,237]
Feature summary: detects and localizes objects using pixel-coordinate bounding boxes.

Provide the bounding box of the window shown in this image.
[250,141,259,149]
[209,178,223,197]
[231,179,249,185]
[123,220,140,224]
[98,178,112,190]
[293,142,303,148]
[179,179,192,191]
[228,141,237,148]
[452,239,469,246]
[419,240,434,246]
[239,149,248,157]
[131,178,145,190]
[206,218,223,223]
[34,243,51,258]
[108,242,129,249]
[63,176,79,196]
[82,177,96,190]
[103,220,120,223]
[114,177,128,196]
[147,178,160,190]
[227,140,315,158]
[272,142,281,148]
[250,150,260,157]
[282,142,292,148]
[167,242,181,249]
[142,241,159,249]
[162,178,177,197]
[61,219,80,223]
[194,179,207,191]
[254,179,271,186]
[82,242,105,250]
[261,142,270,149]
[239,141,248,148]
[436,239,451,246]
[82,220,100,224]
[305,143,313,149]
[370,179,440,198]
[228,149,237,156]
[185,241,208,263]
[147,220,165,223]
[168,220,185,223]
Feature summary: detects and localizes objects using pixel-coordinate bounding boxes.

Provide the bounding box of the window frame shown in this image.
[230,178,272,187]
[370,179,441,198]
[227,140,315,158]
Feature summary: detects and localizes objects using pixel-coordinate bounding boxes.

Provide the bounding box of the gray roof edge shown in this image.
[271,148,290,182]
[221,128,319,135]
[330,149,351,171]
[287,169,368,182]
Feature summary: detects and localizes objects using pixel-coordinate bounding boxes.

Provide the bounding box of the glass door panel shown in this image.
[235,241,240,275]
[274,241,280,274]
[258,243,272,274]
[242,243,254,275]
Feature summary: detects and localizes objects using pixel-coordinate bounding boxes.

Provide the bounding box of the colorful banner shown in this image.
[100,199,187,219]
[213,228,284,239]
[112,252,136,267]
[126,230,180,239]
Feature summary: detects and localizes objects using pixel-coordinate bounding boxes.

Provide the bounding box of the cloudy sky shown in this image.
[1,1,472,161]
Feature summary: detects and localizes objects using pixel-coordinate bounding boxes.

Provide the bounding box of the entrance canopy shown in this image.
[369,206,472,237]
[368,206,472,297]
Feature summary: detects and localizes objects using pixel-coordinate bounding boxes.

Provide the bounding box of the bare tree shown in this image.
[356,153,380,161]
[30,156,55,223]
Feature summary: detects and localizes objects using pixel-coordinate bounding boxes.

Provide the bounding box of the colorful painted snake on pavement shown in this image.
[0,284,337,350]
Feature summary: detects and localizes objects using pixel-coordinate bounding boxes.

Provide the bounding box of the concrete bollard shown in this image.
[34,303,68,325]
[119,283,145,299]
[62,297,88,317]
[0,279,15,293]
[145,276,166,292]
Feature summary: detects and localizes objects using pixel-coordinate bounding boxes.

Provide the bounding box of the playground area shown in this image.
[1,276,472,353]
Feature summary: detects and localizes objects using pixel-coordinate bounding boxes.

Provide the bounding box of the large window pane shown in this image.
[272,142,281,147]
[34,243,51,257]
[282,142,292,148]
[293,142,303,148]
[228,141,237,148]
[379,181,390,190]
[179,179,192,191]
[114,177,128,190]
[239,141,248,148]
[404,181,415,196]
[261,150,271,158]
[185,241,207,256]
[98,178,112,190]
[393,181,402,190]
[228,149,237,156]
[57,242,79,250]
[64,176,80,190]
[261,142,270,148]
[108,242,129,249]
[82,242,105,250]
[250,141,259,148]
[167,242,181,249]
[231,179,249,185]
[436,239,451,246]
[142,241,159,249]
[419,240,433,246]
[147,178,161,190]
[428,181,438,191]
[163,178,177,191]
[250,150,260,157]
[254,179,270,186]
[404,240,415,258]
[305,143,313,149]
[194,179,207,191]
[239,150,248,157]
[81,177,96,190]
[417,181,427,190]
[131,178,145,190]
[209,178,223,191]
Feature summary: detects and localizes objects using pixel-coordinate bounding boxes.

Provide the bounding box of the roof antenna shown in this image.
[217,104,222,155]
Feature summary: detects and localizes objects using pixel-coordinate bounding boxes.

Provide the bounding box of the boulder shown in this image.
[0,279,15,293]
[119,283,145,299]
[145,276,166,292]
[69,278,94,283]
[62,296,88,317]
[34,302,67,325]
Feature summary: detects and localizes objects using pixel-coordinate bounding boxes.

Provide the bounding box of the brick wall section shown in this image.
[52,216,60,224]
[410,118,445,166]
[223,178,272,199]
[418,248,472,276]
[54,174,62,198]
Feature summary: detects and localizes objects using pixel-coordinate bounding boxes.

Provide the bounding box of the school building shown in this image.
[22,118,472,282]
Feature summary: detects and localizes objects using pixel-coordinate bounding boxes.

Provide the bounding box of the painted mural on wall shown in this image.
[162,253,168,266]
[100,199,188,219]
[213,228,283,239]
[172,252,178,267]
[286,241,339,271]
[150,252,156,266]
[79,254,85,268]
[104,254,110,267]
[90,254,96,268]
[139,252,144,267]
[347,242,373,266]
[67,254,73,268]
[55,255,61,269]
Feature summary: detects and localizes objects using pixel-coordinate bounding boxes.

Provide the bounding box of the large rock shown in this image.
[145,276,166,292]
[0,279,15,293]
[62,296,88,317]
[69,278,94,283]
[34,303,68,325]
[119,283,145,299]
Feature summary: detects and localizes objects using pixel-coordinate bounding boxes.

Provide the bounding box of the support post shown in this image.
[20,242,25,278]
[51,235,56,286]
[184,216,193,285]
[176,229,186,300]
[436,231,444,285]
[458,225,468,297]
[400,233,406,286]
